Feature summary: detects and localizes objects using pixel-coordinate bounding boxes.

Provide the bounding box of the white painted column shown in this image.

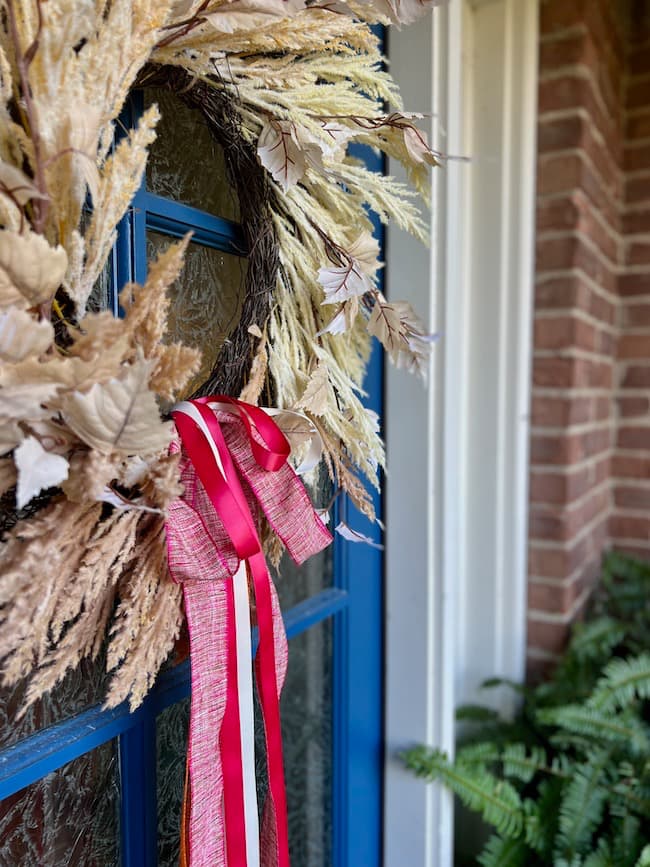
[383,1,538,864]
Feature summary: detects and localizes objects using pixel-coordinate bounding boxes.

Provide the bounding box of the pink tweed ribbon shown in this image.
[166,397,332,867]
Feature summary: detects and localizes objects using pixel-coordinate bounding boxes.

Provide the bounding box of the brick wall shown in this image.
[613,4,650,562]
[527,0,627,677]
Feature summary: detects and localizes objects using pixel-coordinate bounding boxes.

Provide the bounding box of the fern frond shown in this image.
[569,617,626,662]
[500,743,551,783]
[583,839,615,867]
[635,845,650,867]
[538,704,650,754]
[402,746,524,837]
[523,778,563,858]
[611,815,644,867]
[589,654,650,712]
[556,755,609,859]
[477,834,528,867]
[456,704,501,724]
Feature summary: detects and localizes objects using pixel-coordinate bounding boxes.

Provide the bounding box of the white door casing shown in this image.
[383,1,538,864]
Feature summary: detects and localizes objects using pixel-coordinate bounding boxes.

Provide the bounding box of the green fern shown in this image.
[569,617,626,662]
[403,552,650,864]
[636,845,650,866]
[538,704,650,754]
[589,654,650,712]
[403,746,524,837]
[477,834,528,867]
[556,754,609,858]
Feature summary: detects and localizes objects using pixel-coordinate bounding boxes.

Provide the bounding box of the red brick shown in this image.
[609,514,650,539]
[533,357,580,389]
[530,433,583,465]
[534,316,597,352]
[528,535,592,579]
[625,175,650,205]
[535,276,587,310]
[527,617,572,655]
[619,273,650,297]
[624,143,650,173]
[589,291,617,327]
[617,396,650,417]
[623,303,650,327]
[595,328,617,356]
[621,365,650,387]
[617,425,650,449]
[610,543,650,562]
[618,333,650,359]
[614,485,650,510]
[626,239,650,266]
[627,77,650,111]
[531,396,589,427]
[537,154,583,197]
[622,209,650,234]
[529,468,591,505]
[537,116,584,155]
[627,112,650,141]
[528,579,581,615]
[611,454,650,480]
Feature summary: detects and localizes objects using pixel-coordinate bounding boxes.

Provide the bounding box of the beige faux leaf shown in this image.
[296,362,334,416]
[0,382,60,420]
[403,126,438,167]
[347,232,380,273]
[257,121,306,191]
[319,232,380,304]
[318,259,371,304]
[363,0,445,25]
[0,308,54,362]
[0,231,68,309]
[206,0,306,33]
[0,161,47,206]
[62,360,172,456]
[367,299,404,354]
[248,323,263,339]
[14,436,69,509]
[316,306,348,337]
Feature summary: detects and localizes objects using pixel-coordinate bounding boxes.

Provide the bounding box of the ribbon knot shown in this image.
[166,397,332,867]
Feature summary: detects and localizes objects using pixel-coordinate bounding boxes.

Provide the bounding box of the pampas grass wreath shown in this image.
[0,0,442,714]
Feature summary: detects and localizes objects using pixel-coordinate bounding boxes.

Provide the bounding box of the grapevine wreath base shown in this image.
[0,0,443,717]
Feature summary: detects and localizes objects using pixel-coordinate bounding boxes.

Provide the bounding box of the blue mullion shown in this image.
[141,191,247,255]
[332,119,386,864]
[119,705,158,867]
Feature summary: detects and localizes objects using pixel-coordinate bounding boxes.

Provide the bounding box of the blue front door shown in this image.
[0,87,383,867]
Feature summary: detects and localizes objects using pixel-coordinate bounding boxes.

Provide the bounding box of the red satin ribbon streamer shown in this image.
[169,397,331,867]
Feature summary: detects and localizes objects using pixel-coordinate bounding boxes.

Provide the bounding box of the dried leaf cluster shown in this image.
[0,0,441,713]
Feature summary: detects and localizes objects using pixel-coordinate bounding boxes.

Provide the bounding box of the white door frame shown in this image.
[383,1,539,864]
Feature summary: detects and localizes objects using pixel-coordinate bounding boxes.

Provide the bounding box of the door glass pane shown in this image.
[256,620,333,867]
[283,621,333,866]
[273,467,334,609]
[144,87,240,222]
[0,740,120,866]
[146,231,247,397]
[157,697,190,867]
[0,653,111,751]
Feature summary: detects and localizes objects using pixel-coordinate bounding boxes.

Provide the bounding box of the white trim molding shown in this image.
[383,1,539,864]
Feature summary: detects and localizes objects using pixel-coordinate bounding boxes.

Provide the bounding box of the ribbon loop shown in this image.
[167,396,332,867]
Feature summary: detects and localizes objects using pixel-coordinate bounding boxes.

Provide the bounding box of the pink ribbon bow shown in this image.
[166,397,332,867]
